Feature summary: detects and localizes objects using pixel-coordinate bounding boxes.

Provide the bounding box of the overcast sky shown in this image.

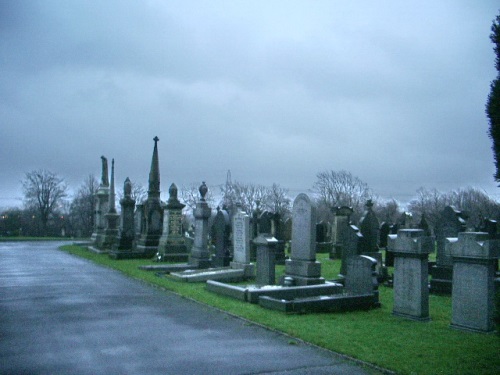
[1,1,499,210]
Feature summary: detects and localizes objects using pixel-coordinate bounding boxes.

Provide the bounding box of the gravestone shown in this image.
[339,224,363,277]
[284,193,325,286]
[331,206,354,259]
[135,137,164,258]
[398,212,413,229]
[316,221,332,254]
[157,183,188,262]
[379,222,391,249]
[212,207,231,267]
[345,255,379,306]
[359,200,380,253]
[134,203,145,238]
[283,218,292,243]
[100,159,119,250]
[388,229,434,321]
[231,205,254,276]
[259,211,273,235]
[188,182,212,268]
[450,232,498,333]
[254,234,278,286]
[116,177,136,250]
[431,206,467,294]
[418,213,432,236]
[272,212,287,265]
[91,156,110,246]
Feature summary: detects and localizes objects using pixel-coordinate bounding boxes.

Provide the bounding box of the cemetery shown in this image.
[50,137,500,374]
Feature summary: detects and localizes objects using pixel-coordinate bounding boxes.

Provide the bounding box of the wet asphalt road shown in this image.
[0,241,377,375]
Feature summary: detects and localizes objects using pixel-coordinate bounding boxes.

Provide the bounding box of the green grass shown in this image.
[60,245,500,375]
[0,236,75,242]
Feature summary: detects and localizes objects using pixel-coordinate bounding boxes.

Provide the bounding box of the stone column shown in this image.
[116,177,136,251]
[188,182,212,269]
[101,159,119,249]
[388,229,434,321]
[92,156,110,246]
[450,232,498,333]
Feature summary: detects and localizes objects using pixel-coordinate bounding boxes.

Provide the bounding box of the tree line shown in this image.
[2,168,500,238]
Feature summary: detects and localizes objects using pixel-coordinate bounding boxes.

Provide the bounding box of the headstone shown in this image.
[345,255,379,306]
[284,193,325,286]
[339,224,363,277]
[330,206,353,259]
[316,220,332,254]
[379,222,391,249]
[272,212,287,265]
[259,211,273,235]
[418,213,432,236]
[431,206,467,294]
[316,221,328,243]
[385,223,400,267]
[157,183,188,262]
[283,218,292,243]
[212,207,231,267]
[359,200,380,253]
[135,137,164,257]
[388,229,434,321]
[254,234,278,286]
[134,203,145,238]
[450,232,498,333]
[398,212,413,229]
[188,182,212,268]
[116,177,136,250]
[231,206,252,268]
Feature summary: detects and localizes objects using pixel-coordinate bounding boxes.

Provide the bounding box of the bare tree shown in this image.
[118,180,147,204]
[313,170,372,222]
[22,169,68,236]
[260,183,291,218]
[180,183,216,212]
[374,198,402,224]
[69,174,99,237]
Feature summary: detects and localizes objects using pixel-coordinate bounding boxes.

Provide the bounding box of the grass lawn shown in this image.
[60,245,499,375]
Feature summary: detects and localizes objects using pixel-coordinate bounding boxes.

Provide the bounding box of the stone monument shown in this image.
[188,182,212,268]
[91,155,110,246]
[100,158,119,249]
[114,177,136,251]
[388,229,434,321]
[135,136,164,258]
[156,183,188,262]
[284,193,325,286]
[450,232,498,333]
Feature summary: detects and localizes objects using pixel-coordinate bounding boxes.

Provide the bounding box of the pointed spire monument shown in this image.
[91,155,110,246]
[101,158,120,249]
[135,136,164,258]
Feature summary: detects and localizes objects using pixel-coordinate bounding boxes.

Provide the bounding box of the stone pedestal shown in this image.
[188,184,212,269]
[254,235,277,286]
[389,229,434,321]
[92,186,110,247]
[157,184,188,262]
[450,232,498,333]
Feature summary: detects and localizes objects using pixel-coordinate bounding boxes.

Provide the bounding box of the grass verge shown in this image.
[60,245,499,375]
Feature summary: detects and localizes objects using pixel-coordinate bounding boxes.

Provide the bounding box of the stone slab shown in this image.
[170,268,247,283]
[259,294,379,314]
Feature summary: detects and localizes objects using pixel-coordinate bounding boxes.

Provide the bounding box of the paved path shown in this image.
[0,241,378,375]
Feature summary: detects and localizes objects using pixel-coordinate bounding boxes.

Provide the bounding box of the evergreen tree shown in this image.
[487,13,500,181]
